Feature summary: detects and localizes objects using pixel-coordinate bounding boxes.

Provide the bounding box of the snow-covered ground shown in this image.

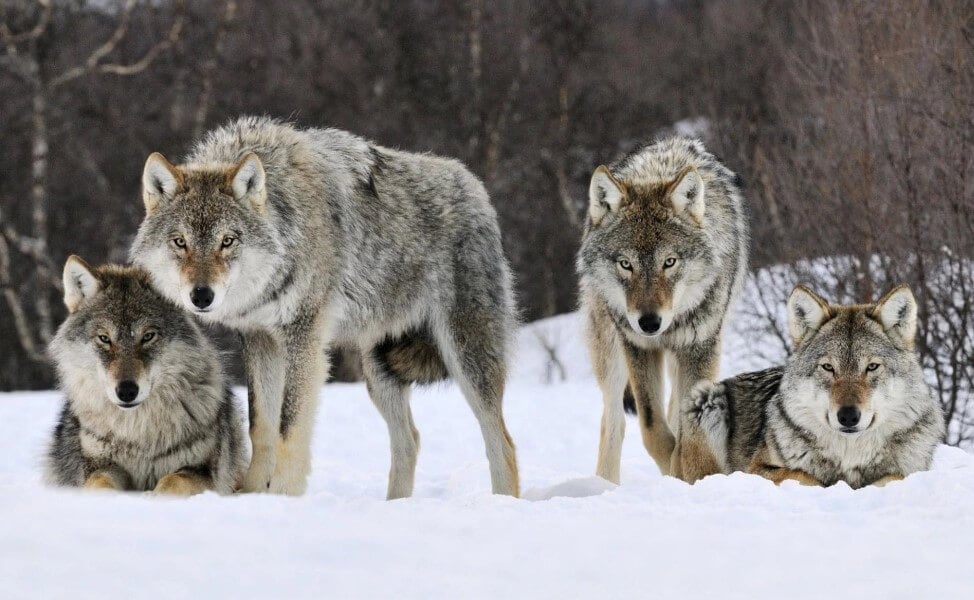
[2,310,973,599]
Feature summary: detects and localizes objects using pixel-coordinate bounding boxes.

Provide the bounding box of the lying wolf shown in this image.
[678,284,944,488]
[46,257,246,494]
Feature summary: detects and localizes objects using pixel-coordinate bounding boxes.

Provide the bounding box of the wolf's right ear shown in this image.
[589,165,627,225]
[142,153,181,214]
[62,256,99,314]
[787,285,831,347]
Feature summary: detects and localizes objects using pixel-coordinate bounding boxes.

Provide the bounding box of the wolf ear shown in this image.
[62,255,99,314]
[668,167,705,223]
[872,285,917,350]
[142,153,180,214]
[787,285,831,347]
[228,152,266,212]
[589,165,626,225]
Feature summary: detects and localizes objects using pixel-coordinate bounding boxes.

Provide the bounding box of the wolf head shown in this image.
[50,257,203,410]
[782,284,927,435]
[578,140,724,338]
[129,152,283,318]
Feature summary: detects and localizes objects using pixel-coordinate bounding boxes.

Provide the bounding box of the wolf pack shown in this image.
[44,117,944,497]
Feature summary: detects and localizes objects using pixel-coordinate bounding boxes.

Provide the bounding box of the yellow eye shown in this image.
[221,235,236,248]
[663,257,677,269]
[141,331,156,344]
[97,334,111,345]
[866,363,880,372]
[821,363,834,373]
[172,237,186,249]
[617,258,632,271]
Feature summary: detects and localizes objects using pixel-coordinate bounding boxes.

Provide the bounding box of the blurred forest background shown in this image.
[1,1,972,443]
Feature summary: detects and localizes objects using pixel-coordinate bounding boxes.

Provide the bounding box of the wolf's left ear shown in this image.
[589,165,627,225]
[668,167,705,223]
[228,152,266,212]
[142,153,181,214]
[62,255,100,314]
[872,285,917,350]
[787,285,831,348]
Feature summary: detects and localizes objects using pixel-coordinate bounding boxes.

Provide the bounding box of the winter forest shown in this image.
[1,0,972,434]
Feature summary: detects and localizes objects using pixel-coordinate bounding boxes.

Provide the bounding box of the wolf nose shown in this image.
[116,381,140,404]
[190,286,215,309]
[637,313,662,334]
[837,406,861,428]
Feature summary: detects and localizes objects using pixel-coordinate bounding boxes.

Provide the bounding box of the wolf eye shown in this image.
[617,258,632,271]
[866,363,880,372]
[821,363,834,373]
[97,334,111,345]
[141,331,156,344]
[221,235,236,248]
[663,257,678,269]
[172,237,186,249]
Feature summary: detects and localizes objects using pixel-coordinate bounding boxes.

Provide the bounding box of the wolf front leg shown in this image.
[746,450,822,487]
[154,468,213,496]
[668,341,721,478]
[239,329,286,493]
[268,314,327,496]
[587,310,628,484]
[623,343,675,475]
[83,466,132,491]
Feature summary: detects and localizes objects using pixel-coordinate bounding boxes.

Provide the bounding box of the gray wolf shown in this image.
[577,137,748,483]
[678,284,945,488]
[130,116,519,498]
[45,257,246,495]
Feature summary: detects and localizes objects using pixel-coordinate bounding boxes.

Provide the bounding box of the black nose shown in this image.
[637,313,662,334]
[190,286,214,309]
[116,380,140,404]
[837,406,861,428]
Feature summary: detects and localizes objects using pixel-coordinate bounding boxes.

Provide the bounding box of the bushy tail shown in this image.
[374,330,449,385]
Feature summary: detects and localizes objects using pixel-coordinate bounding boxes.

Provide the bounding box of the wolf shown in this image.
[577,137,748,483]
[45,257,246,495]
[130,116,519,498]
[678,285,945,488]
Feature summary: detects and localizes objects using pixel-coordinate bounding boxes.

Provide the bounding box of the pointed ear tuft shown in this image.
[588,165,627,225]
[228,152,266,212]
[787,285,831,348]
[62,255,100,313]
[872,285,917,350]
[142,153,180,214]
[668,167,705,222]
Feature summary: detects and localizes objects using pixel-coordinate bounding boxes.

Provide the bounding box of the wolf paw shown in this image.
[83,471,124,491]
[154,473,209,496]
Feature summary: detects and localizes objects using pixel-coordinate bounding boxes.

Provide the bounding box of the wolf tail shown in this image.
[374,331,449,385]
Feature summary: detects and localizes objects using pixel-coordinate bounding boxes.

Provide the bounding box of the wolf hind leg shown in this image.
[434,316,519,497]
[362,349,420,500]
[679,381,728,483]
[239,330,285,493]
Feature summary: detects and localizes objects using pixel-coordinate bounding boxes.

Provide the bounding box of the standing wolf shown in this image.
[131,116,519,498]
[578,138,748,483]
[46,257,246,494]
[679,285,944,488]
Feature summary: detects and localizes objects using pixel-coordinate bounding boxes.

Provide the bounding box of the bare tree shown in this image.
[0,0,184,366]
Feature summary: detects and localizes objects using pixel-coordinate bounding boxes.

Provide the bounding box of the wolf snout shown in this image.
[837,405,861,430]
[637,313,662,335]
[115,380,140,405]
[190,286,215,310]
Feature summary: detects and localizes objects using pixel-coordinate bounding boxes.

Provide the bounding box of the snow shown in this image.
[2,309,973,599]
